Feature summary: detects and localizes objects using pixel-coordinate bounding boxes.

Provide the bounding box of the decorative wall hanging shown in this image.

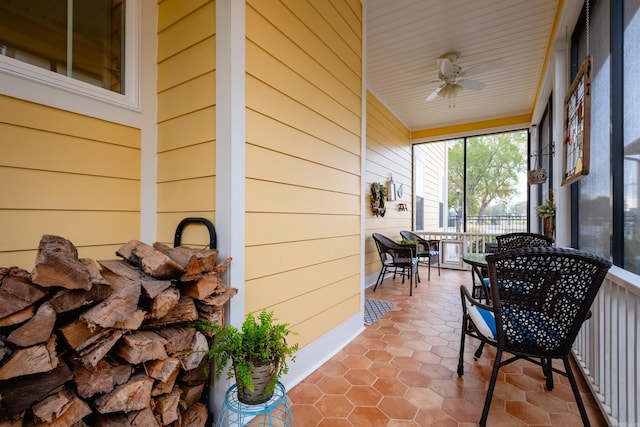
[562,1,592,186]
[370,182,387,217]
[387,174,397,201]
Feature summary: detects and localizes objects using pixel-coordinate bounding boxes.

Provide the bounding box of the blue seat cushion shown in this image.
[467,303,496,340]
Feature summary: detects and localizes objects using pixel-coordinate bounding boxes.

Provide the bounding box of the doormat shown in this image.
[364,298,396,325]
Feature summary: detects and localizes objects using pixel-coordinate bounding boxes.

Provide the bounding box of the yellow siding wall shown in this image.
[156,0,217,246]
[0,95,140,268]
[245,0,362,347]
[365,91,413,280]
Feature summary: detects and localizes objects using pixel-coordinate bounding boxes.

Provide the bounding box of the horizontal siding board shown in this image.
[331,0,362,35]
[248,1,361,94]
[247,145,359,195]
[157,142,215,182]
[247,43,360,135]
[246,213,359,245]
[279,0,361,78]
[310,0,361,55]
[0,210,139,252]
[157,0,211,32]
[246,111,359,176]
[245,235,359,280]
[247,77,360,155]
[156,177,216,212]
[0,167,139,211]
[245,256,359,309]
[283,295,359,348]
[0,95,140,149]
[157,1,215,62]
[1,124,139,179]
[157,72,216,123]
[157,37,216,92]
[157,107,216,152]
[246,180,359,215]
[246,8,361,115]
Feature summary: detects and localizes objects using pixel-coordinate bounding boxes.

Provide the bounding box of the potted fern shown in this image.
[194,310,298,405]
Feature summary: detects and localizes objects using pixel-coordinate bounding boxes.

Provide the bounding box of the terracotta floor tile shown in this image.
[286,269,609,426]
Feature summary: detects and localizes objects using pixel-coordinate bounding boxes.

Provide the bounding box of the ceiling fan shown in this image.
[426,52,504,106]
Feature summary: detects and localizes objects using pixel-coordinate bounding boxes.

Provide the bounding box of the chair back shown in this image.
[372,233,414,265]
[486,247,611,358]
[400,230,438,252]
[496,232,553,251]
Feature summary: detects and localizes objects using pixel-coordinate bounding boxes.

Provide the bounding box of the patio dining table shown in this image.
[462,253,490,301]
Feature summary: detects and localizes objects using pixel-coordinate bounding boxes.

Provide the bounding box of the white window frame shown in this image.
[0,0,140,114]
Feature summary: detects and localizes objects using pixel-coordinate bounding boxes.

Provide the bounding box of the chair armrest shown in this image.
[460,285,493,312]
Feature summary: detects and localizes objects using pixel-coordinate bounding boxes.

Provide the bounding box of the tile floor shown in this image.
[286,268,608,426]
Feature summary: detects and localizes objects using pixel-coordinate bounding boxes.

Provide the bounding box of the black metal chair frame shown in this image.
[399,230,440,280]
[458,247,611,427]
[496,232,554,251]
[372,233,420,296]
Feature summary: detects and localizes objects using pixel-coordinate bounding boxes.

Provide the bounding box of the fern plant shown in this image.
[194,310,298,399]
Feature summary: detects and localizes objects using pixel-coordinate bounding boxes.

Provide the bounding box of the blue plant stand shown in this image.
[216,382,292,426]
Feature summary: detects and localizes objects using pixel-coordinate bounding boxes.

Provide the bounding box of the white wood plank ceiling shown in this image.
[366,0,559,132]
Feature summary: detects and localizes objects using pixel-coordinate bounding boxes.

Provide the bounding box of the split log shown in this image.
[197,283,237,308]
[7,302,56,347]
[0,361,73,416]
[150,287,180,319]
[154,387,182,425]
[179,384,205,408]
[146,357,180,383]
[49,283,110,314]
[116,240,184,279]
[194,302,223,327]
[178,358,209,386]
[93,374,154,414]
[80,277,140,329]
[151,363,180,397]
[58,319,95,350]
[180,275,223,301]
[113,309,145,330]
[99,259,172,299]
[115,330,168,364]
[127,407,160,427]
[91,413,132,427]
[77,329,124,370]
[32,389,92,427]
[157,327,196,355]
[143,296,198,327]
[73,359,132,399]
[30,235,92,290]
[0,336,58,380]
[0,274,48,319]
[179,402,209,427]
[0,305,34,327]
[180,331,208,371]
[153,243,219,274]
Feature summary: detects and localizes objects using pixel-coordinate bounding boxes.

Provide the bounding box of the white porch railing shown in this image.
[418,231,640,426]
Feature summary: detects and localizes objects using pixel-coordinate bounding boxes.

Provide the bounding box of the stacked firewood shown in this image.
[0,235,236,426]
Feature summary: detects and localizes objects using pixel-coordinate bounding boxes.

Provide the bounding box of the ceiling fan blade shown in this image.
[458,79,486,91]
[437,57,454,76]
[465,58,505,77]
[426,86,443,102]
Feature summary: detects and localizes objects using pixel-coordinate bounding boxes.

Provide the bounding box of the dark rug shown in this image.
[364,298,396,325]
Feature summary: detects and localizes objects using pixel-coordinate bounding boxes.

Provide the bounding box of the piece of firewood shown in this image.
[180,252,223,282]
[73,360,116,399]
[116,240,184,279]
[90,413,132,427]
[32,389,92,427]
[80,277,140,329]
[78,329,124,370]
[157,327,196,355]
[113,309,145,330]
[180,274,223,301]
[197,283,237,307]
[49,283,110,314]
[154,386,182,425]
[99,259,172,299]
[143,296,198,327]
[146,357,180,383]
[0,361,72,416]
[58,319,95,350]
[115,330,168,364]
[150,287,180,319]
[178,357,209,386]
[0,336,58,380]
[195,302,223,328]
[30,235,93,290]
[151,364,180,397]
[179,331,208,371]
[7,302,56,347]
[0,274,48,319]
[93,374,154,414]
[127,407,160,427]
[179,384,205,408]
[0,305,35,327]
[178,402,209,427]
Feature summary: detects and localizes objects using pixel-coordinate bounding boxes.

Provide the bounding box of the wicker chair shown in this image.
[496,232,554,250]
[400,230,440,280]
[372,233,420,296]
[458,247,611,427]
